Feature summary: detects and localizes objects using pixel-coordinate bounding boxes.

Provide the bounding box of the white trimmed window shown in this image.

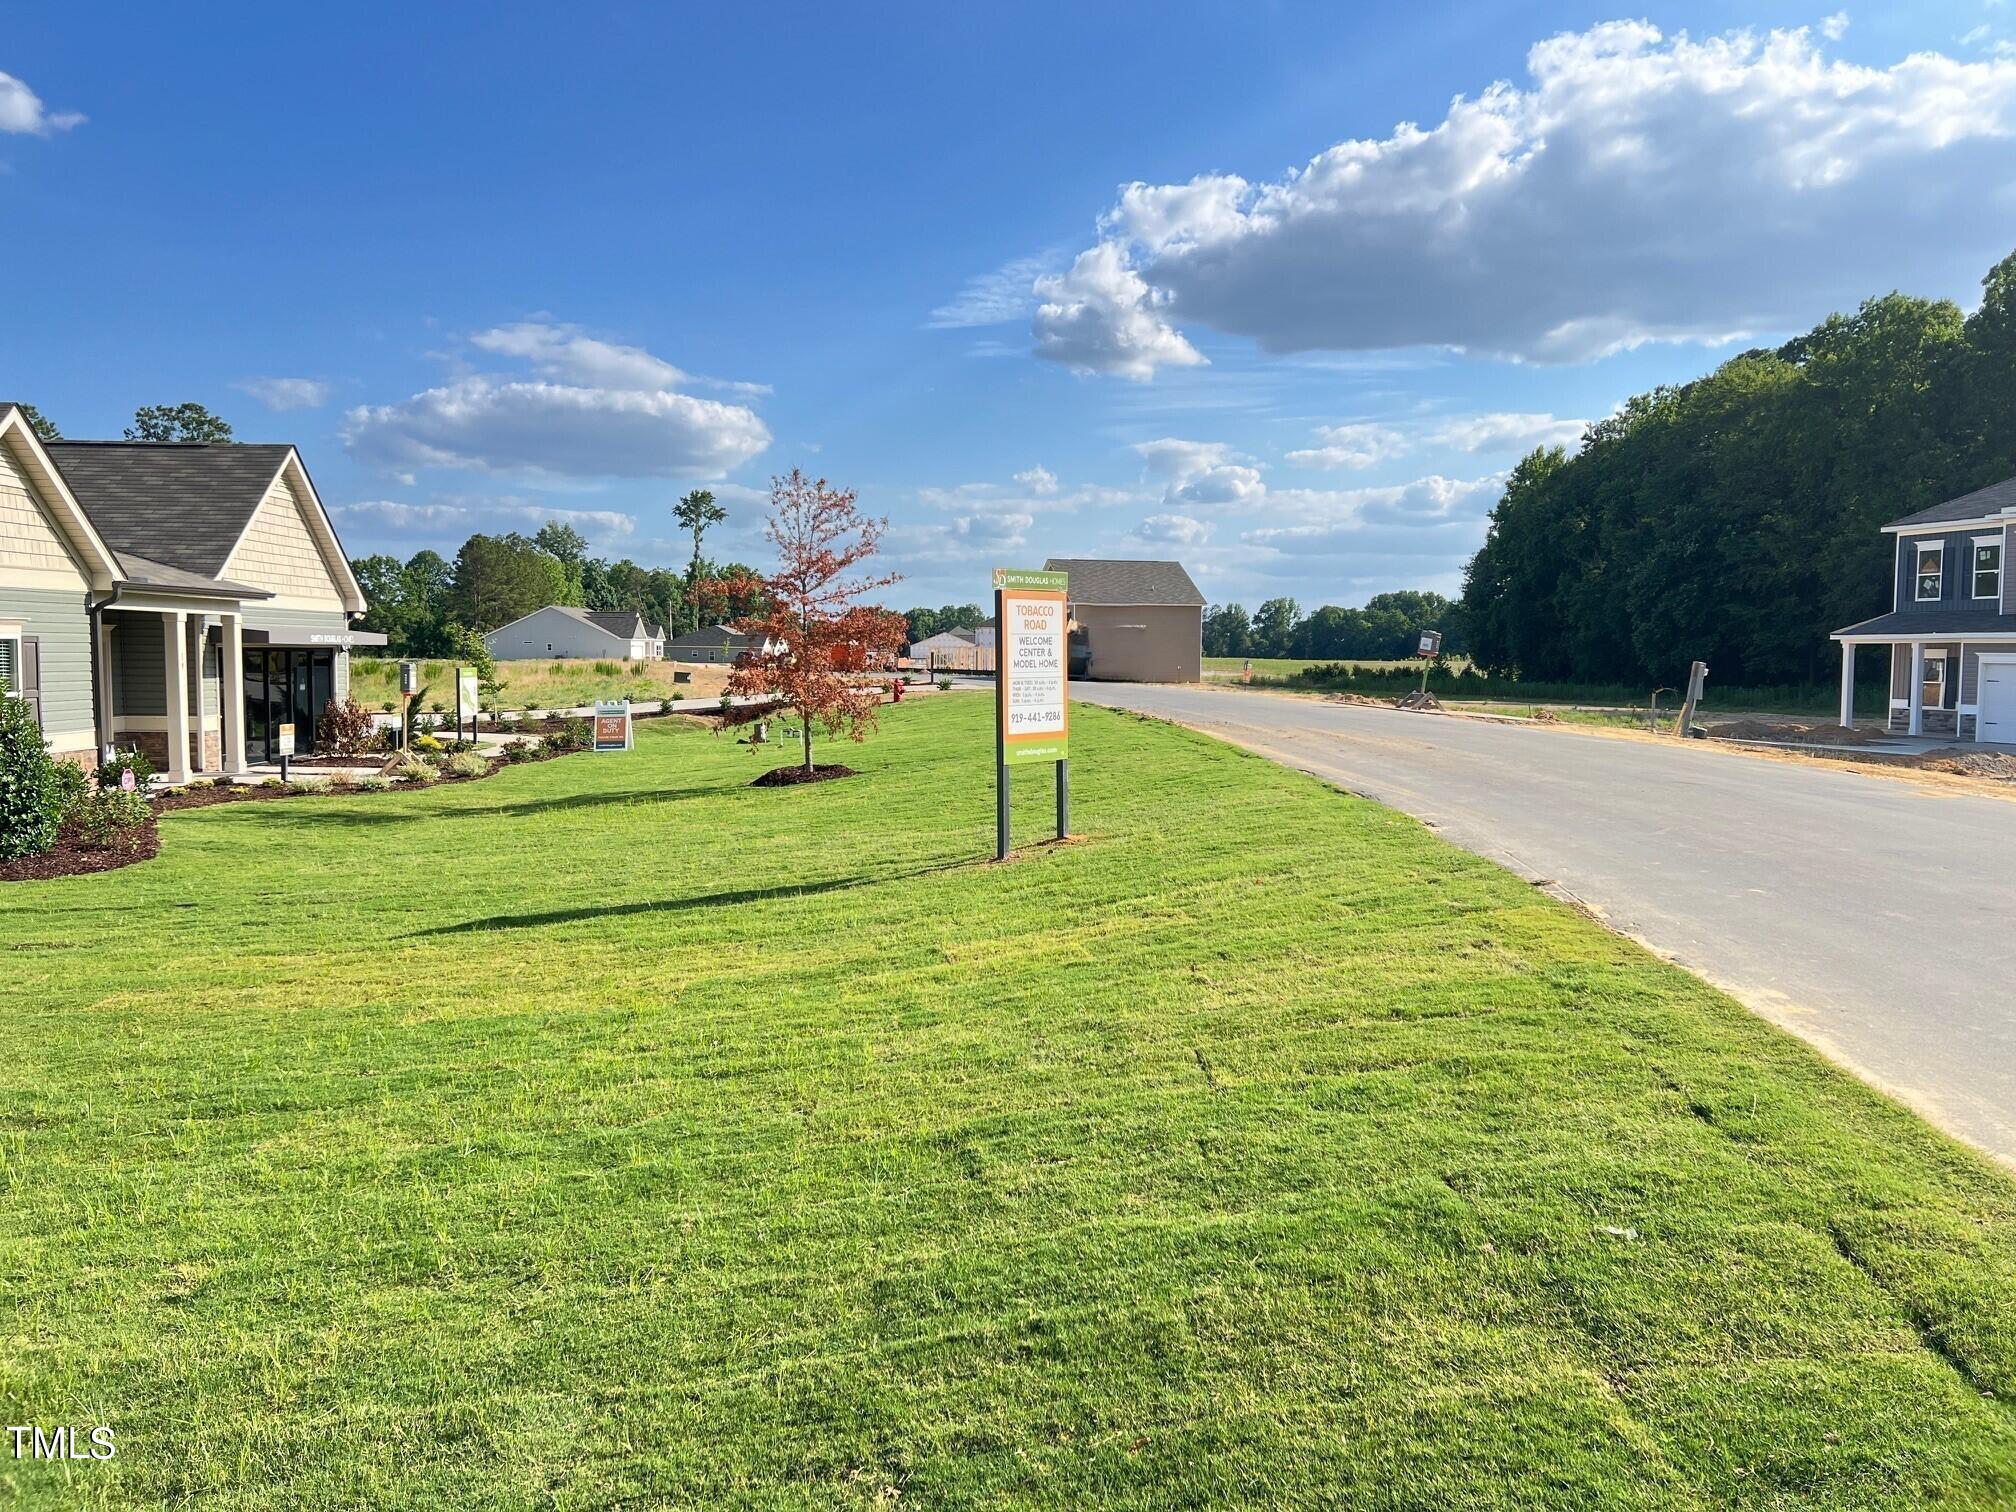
[1915,541,1945,602]
[1973,537,2003,601]
[1922,649,1949,710]
[0,631,20,698]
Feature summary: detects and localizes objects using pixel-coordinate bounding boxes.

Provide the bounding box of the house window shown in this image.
[0,633,19,698]
[1974,538,2004,601]
[1915,541,1944,602]
[1922,650,1948,711]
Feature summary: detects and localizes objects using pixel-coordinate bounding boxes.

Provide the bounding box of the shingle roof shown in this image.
[583,610,649,638]
[45,441,294,577]
[1833,607,2016,638]
[1887,476,2016,529]
[667,624,751,647]
[1043,558,1206,607]
[116,552,272,599]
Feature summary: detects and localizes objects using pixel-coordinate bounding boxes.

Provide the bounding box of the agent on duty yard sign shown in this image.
[992,567,1070,860]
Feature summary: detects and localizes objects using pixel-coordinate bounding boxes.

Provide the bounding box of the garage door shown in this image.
[1981,660,2016,743]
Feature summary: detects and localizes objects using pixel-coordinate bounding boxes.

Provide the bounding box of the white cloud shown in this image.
[1286,422,1409,470]
[1038,22,2016,373]
[0,70,83,135]
[930,254,1060,328]
[1136,512,1214,546]
[234,376,332,412]
[1031,243,1206,380]
[346,322,771,482]
[1821,12,1851,42]
[1135,437,1267,507]
[1243,475,1503,554]
[470,321,687,389]
[335,498,638,538]
[1013,465,1059,495]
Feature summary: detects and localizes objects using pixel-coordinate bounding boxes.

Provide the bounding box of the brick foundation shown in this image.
[54,747,100,775]
[115,728,227,775]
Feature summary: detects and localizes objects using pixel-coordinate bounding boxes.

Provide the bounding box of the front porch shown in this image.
[1836,635,2016,743]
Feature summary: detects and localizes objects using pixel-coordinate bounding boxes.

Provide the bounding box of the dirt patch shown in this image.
[1916,750,2016,782]
[1705,718,1885,746]
[1394,689,1445,712]
[0,819,161,881]
[752,763,857,787]
[1325,693,1390,708]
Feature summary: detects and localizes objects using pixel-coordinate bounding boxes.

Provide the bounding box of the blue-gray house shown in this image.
[1831,476,2016,742]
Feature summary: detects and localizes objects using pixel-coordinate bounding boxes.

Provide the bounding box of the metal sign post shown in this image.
[993,567,1070,860]
[457,665,480,742]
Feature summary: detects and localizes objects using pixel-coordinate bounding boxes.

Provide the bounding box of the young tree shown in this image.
[674,488,727,630]
[126,402,233,442]
[725,470,908,778]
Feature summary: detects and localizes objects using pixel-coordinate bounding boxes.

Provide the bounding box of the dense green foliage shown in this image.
[17,403,59,441]
[1271,661,1888,716]
[0,694,63,860]
[124,401,233,443]
[1463,251,2016,684]
[4,697,2015,1504]
[902,602,987,641]
[353,527,762,654]
[1205,590,1463,659]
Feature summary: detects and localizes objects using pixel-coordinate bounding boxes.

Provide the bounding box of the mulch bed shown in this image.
[752,763,856,787]
[0,818,161,882]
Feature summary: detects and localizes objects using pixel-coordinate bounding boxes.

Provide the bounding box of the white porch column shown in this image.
[161,609,190,783]
[95,617,116,760]
[1908,642,1926,737]
[1838,641,1856,730]
[188,617,211,774]
[221,612,247,773]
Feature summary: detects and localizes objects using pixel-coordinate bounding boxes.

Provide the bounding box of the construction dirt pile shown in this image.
[1706,718,1884,746]
[1917,750,2016,783]
[1326,693,1391,708]
[1394,690,1445,712]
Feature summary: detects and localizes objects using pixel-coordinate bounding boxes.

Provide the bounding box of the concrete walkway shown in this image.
[1072,681,2016,1167]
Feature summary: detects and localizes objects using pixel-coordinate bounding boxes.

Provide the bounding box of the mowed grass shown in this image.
[4,696,2015,1508]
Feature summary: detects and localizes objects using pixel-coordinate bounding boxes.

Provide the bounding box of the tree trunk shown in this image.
[802,712,814,774]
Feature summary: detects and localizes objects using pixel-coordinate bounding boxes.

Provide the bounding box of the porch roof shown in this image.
[114,552,272,603]
[1831,607,2016,641]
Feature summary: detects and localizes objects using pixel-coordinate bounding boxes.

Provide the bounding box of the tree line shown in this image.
[1203,591,1464,661]
[1462,250,2016,687]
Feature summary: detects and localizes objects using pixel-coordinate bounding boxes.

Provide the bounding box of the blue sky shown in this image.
[5,1,2014,611]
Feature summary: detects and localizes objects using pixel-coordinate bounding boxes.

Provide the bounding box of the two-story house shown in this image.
[1831,476,2016,743]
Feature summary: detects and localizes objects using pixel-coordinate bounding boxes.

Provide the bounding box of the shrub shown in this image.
[593,660,620,676]
[97,746,155,794]
[501,740,536,764]
[400,762,440,786]
[936,676,952,691]
[429,700,446,715]
[290,776,331,795]
[0,696,64,860]
[671,691,685,703]
[444,751,490,778]
[719,694,735,715]
[550,661,565,676]
[68,787,151,850]
[51,758,89,818]
[541,718,591,755]
[354,774,391,792]
[413,733,445,754]
[631,662,648,677]
[318,695,377,756]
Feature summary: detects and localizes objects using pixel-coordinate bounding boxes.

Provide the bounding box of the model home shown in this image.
[1831,475,2016,742]
[0,404,379,779]
[1044,557,1205,683]
[483,606,666,661]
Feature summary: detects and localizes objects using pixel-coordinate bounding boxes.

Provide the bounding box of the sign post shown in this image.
[993,567,1070,860]
[276,720,295,783]
[398,660,419,749]
[592,700,633,752]
[1415,629,1443,696]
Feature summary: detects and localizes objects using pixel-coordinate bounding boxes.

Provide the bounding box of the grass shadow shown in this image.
[409,860,972,936]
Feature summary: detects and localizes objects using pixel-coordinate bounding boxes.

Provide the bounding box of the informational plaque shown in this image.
[994,569,1069,765]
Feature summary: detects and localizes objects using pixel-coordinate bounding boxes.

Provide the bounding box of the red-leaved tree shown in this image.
[726,470,909,776]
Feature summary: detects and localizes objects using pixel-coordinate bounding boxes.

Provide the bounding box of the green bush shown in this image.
[444,751,490,778]
[0,697,64,860]
[68,787,152,850]
[354,774,391,793]
[501,741,537,764]
[97,746,155,794]
[51,758,89,818]
[593,660,620,676]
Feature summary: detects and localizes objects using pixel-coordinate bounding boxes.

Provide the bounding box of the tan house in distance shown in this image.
[1044,557,1204,683]
[0,403,378,778]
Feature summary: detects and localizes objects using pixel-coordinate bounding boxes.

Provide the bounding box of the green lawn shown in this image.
[4,696,2015,1507]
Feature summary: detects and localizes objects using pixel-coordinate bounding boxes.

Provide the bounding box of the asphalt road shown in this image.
[1073,681,2016,1166]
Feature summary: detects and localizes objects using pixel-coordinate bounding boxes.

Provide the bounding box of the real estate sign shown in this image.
[994,568,1069,766]
[276,722,296,759]
[592,700,632,752]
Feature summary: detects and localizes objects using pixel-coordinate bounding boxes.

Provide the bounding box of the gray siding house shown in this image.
[483,606,665,661]
[664,625,768,663]
[1832,476,2016,742]
[1044,557,1205,684]
[0,403,377,778]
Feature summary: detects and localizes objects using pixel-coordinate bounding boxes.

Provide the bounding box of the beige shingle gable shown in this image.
[223,466,345,609]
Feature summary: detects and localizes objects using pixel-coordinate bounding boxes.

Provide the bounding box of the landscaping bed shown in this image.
[3,698,2015,1505]
[0,813,159,881]
[751,761,856,786]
